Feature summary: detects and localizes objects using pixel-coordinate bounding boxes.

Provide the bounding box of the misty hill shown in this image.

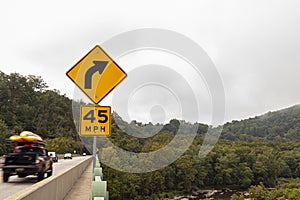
[112,111,209,138]
[113,104,300,142]
[221,105,300,141]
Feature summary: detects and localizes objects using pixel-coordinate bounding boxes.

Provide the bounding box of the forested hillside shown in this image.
[0,71,83,155]
[113,104,300,143]
[221,105,300,141]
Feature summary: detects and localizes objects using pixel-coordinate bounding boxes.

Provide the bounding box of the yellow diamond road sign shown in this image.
[66,45,127,104]
[80,106,111,136]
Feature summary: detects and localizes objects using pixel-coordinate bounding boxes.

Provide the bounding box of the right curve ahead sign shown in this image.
[66,45,127,104]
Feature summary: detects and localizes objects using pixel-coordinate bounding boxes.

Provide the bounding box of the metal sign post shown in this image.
[93,135,96,171]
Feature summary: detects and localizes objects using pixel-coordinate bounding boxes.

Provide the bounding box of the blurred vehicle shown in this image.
[64,153,72,159]
[1,143,52,182]
[48,151,58,162]
[82,152,86,156]
[1,131,52,183]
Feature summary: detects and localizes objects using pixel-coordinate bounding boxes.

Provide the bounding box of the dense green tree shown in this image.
[0,120,12,155]
[44,137,83,154]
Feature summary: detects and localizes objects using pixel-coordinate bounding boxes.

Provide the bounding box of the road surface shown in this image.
[0,156,90,199]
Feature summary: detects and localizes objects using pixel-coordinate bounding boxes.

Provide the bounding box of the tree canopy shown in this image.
[0,71,81,155]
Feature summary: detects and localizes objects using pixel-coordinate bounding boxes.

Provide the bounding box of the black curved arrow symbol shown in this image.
[84,61,108,89]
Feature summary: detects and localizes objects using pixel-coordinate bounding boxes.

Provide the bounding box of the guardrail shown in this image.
[5,156,92,200]
[90,156,109,200]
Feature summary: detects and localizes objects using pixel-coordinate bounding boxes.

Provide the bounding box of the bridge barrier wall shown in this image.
[5,156,92,200]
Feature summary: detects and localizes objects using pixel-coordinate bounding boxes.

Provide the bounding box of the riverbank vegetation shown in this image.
[103,131,300,199]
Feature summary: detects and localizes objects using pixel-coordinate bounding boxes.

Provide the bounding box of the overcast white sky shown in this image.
[0,0,299,124]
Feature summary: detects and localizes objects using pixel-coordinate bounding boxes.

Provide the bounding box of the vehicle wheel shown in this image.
[37,170,45,181]
[47,167,53,177]
[3,173,9,183]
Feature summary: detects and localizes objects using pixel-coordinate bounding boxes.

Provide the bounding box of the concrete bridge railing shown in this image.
[89,156,109,200]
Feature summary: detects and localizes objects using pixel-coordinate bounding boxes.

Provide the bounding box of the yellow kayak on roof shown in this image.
[9,135,26,142]
[9,131,43,143]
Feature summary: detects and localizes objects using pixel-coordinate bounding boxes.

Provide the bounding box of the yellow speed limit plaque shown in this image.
[80,105,111,136]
